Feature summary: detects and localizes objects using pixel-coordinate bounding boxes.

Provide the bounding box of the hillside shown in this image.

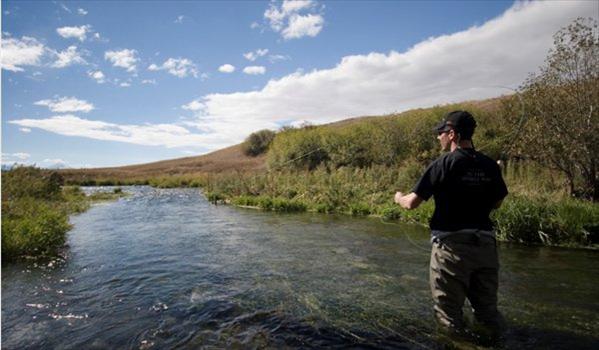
[59,144,267,182]
[59,96,506,182]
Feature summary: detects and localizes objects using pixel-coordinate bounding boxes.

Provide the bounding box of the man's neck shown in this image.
[450,140,473,152]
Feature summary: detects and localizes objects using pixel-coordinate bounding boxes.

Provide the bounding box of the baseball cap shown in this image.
[433,110,477,138]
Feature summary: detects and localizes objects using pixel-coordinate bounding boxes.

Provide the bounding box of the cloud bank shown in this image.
[9,115,225,149]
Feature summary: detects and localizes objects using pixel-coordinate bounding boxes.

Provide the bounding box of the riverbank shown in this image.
[147,164,598,249]
[225,194,599,249]
[1,166,127,262]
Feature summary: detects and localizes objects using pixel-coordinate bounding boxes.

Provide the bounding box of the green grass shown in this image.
[2,167,128,262]
[493,196,599,246]
[187,164,597,248]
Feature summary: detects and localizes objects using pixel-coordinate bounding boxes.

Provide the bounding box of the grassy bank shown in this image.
[145,163,599,248]
[1,167,127,262]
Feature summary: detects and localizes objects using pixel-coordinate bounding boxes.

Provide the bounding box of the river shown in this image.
[2,187,598,349]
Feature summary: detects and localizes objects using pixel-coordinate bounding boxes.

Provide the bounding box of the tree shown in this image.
[242,129,276,156]
[513,18,599,199]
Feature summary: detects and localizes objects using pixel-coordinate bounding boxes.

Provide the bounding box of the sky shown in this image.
[1,1,597,169]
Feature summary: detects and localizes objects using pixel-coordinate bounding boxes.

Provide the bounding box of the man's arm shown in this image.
[394,191,424,210]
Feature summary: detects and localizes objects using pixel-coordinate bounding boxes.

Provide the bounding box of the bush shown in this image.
[1,166,63,201]
[493,196,599,245]
[1,166,126,262]
[2,198,71,260]
[243,129,276,156]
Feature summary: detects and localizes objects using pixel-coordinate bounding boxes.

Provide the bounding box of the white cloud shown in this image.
[88,70,105,83]
[8,115,224,149]
[243,48,269,61]
[148,58,199,78]
[1,36,46,72]
[184,1,595,150]
[78,8,88,15]
[56,25,91,41]
[243,66,266,75]
[218,64,235,73]
[264,0,324,40]
[35,97,94,113]
[42,159,69,169]
[105,49,138,72]
[282,13,323,39]
[182,100,204,111]
[250,22,260,29]
[20,128,32,133]
[142,79,157,84]
[7,152,31,160]
[269,54,291,63]
[120,82,131,87]
[1,152,31,167]
[59,3,72,13]
[174,15,185,23]
[51,46,87,68]
[281,0,315,13]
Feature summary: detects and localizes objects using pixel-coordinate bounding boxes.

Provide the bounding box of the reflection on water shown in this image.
[2,187,598,349]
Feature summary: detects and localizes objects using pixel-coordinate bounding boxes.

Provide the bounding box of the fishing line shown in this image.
[379,217,431,253]
[473,85,529,154]
[268,147,324,172]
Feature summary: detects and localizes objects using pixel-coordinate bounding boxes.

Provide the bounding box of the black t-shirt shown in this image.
[412,148,508,231]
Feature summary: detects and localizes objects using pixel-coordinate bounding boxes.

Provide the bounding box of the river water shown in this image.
[2,187,598,349]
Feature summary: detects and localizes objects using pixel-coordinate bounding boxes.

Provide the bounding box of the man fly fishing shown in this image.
[393,110,508,341]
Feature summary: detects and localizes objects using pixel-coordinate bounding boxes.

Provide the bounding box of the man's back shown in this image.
[413,148,507,231]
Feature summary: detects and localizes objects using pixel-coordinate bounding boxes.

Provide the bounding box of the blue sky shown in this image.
[2,1,597,168]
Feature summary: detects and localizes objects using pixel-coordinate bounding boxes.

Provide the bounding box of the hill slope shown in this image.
[59,96,506,182]
[59,144,267,182]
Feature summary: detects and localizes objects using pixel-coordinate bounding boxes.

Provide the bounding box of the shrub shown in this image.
[243,129,276,156]
[1,166,63,201]
[2,198,71,260]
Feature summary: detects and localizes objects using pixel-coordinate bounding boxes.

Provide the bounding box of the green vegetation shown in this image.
[242,129,276,156]
[508,17,598,199]
[2,166,127,262]
[193,164,598,247]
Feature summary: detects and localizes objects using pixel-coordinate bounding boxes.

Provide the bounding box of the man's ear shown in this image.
[449,129,457,141]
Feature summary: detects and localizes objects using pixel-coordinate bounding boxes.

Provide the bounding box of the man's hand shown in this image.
[394,191,424,210]
[394,191,404,204]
